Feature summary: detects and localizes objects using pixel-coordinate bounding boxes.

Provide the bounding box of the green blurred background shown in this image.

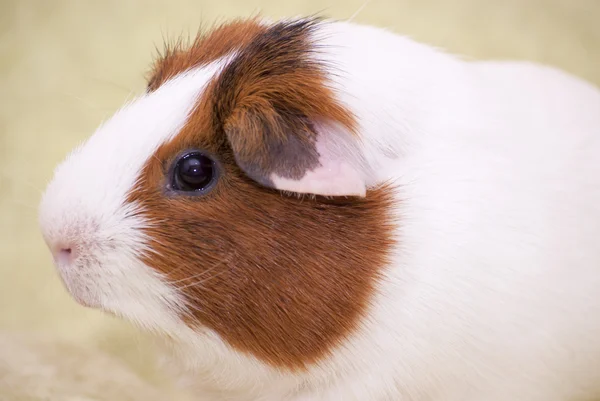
[0,0,599,399]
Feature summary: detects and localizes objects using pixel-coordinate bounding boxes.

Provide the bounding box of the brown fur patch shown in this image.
[147,18,266,92]
[128,18,396,370]
[214,19,357,186]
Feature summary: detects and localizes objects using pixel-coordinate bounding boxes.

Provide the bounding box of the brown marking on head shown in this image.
[213,18,357,187]
[147,18,266,92]
[128,18,396,370]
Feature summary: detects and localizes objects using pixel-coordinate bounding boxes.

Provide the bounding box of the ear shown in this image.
[213,19,367,197]
[224,109,367,197]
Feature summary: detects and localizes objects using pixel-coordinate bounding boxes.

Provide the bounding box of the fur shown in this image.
[39,17,600,401]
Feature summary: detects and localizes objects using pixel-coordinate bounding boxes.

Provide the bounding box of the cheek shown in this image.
[139,186,395,372]
[53,233,189,334]
[54,256,103,308]
[98,251,189,332]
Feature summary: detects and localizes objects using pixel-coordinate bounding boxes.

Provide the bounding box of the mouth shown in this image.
[53,264,100,309]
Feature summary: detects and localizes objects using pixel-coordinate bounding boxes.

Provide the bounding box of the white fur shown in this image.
[39,19,600,401]
[38,55,302,400]
[38,61,227,332]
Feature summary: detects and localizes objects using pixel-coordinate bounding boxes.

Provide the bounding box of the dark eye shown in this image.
[171,151,217,193]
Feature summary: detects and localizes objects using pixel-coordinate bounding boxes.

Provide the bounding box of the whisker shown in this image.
[0,172,43,194]
[179,301,204,319]
[347,0,373,22]
[58,92,115,112]
[169,257,229,285]
[175,269,229,291]
[85,75,136,94]
[179,290,229,318]
[175,281,231,319]
[169,259,224,285]
[163,246,230,277]
[6,199,39,212]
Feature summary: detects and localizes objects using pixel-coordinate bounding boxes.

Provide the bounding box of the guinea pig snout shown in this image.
[49,236,89,267]
[39,214,100,269]
[45,233,88,267]
[51,243,77,266]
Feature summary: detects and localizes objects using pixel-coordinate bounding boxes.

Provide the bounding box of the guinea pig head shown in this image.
[38,18,396,371]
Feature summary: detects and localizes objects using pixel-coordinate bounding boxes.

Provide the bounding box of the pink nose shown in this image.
[53,246,76,265]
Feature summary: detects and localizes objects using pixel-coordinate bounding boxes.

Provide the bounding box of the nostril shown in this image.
[54,246,76,265]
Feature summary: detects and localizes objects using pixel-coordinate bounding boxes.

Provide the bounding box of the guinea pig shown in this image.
[38,16,600,401]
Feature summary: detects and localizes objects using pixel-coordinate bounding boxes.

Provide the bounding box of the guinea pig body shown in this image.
[39,18,600,401]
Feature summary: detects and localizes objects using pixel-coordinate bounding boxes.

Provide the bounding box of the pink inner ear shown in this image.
[270,135,367,197]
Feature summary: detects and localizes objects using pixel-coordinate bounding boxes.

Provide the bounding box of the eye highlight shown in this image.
[171,151,217,193]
